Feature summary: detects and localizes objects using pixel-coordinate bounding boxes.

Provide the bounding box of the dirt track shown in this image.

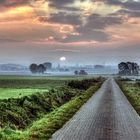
[50,79,140,140]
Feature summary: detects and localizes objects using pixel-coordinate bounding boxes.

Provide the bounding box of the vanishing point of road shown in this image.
[50,78,140,140]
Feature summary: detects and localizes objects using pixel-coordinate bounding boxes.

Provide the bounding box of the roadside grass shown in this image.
[117,81,140,115]
[0,83,101,140]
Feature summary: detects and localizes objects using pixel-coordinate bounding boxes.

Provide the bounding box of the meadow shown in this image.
[0,75,90,99]
[0,75,103,139]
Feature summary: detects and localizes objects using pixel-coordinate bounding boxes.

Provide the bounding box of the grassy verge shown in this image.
[0,82,102,140]
[117,80,140,115]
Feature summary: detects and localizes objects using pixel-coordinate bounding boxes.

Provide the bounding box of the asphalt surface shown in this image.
[50,79,140,140]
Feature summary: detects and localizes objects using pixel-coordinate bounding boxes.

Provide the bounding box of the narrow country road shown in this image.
[50,79,140,140]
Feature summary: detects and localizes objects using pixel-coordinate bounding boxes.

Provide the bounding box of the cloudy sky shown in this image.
[0,0,140,65]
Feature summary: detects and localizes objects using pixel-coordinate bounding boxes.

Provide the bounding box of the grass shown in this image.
[0,87,83,130]
[0,88,49,99]
[117,80,140,115]
[0,83,102,140]
[0,75,93,89]
[0,75,94,80]
[0,76,78,99]
[0,79,67,89]
[0,76,104,139]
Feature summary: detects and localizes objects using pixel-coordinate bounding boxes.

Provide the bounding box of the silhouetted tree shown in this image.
[29,63,38,73]
[118,62,139,75]
[29,63,47,74]
[74,70,79,75]
[43,62,52,70]
[79,70,88,75]
[38,64,46,73]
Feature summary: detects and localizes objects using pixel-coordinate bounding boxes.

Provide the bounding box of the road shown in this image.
[50,79,140,140]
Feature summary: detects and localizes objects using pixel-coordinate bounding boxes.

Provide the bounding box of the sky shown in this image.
[0,0,140,65]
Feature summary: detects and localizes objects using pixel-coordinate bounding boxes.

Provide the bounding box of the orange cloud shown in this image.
[0,6,35,22]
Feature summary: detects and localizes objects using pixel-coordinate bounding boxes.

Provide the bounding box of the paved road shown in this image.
[50,79,140,140]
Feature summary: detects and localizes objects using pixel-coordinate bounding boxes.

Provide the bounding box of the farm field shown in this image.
[0,76,70,99]
[0,75,99,99]
[0,75,103,140]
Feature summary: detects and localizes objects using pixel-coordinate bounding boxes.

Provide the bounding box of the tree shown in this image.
[29,63,38,73]
[118,62,139,75]
[74,70,79,75]
[29,63,47,74]
[79,70,88,75]
[38,64,46,73]
[43,62,52,70]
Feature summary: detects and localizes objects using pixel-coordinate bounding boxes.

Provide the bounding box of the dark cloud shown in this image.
[62,28,109,42]
[0,0,29,7]
[47,12,81,25]
[86,14,123,29]
[123,2,140,10]
[62,14,122,42]
[43,12,123,43]
[48,0,75,8]
[0,0,5,4]
[117,9,140,17]
[101,0,140,11]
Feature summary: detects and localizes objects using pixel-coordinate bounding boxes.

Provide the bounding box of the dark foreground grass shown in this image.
[0,83,102,140]
[117,80,140,115]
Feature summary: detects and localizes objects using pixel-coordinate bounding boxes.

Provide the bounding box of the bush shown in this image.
[67,78,101,90]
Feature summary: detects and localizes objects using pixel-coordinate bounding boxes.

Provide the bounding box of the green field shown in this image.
[0,75,96,99]
[0,88,49,99]
[0,76,69,99]
[0,75,103,140]
[0,75,94,88]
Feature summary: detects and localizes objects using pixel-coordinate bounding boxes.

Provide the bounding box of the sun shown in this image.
[60,57,66,61]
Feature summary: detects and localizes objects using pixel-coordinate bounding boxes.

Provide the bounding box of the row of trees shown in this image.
[118,62,139,75]
[29,62,52,74]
